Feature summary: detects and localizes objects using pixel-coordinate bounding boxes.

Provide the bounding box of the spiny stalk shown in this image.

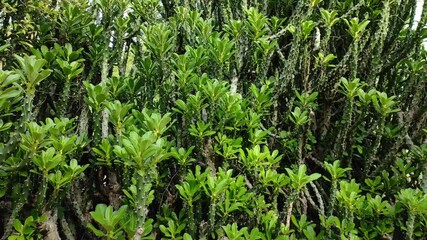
[366,117,386,176]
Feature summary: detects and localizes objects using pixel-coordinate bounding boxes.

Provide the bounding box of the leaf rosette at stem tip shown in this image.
[83,81,110,113]
[286,165,321,191]
[13,54,52,98]
[324,160,351,182]
[113,131,170,177]
[32,147,64,176]
[87,204,129,240]
[343,18,370,39]
[320,9,340,28]
[371,91,400,117]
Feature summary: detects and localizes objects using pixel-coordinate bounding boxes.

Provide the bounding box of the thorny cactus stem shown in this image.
[2,90,37,158]
[60,217,76,240]
[35,176,48,212]
[367,0,391,85]
[350,40,359,81]
[327,178,339,220]
[309,181,325,216]
[272,191,279,213]
[101,52,110,140]
[298,127,306,165]
[92,111,102,146]
[78,104,89,135]
[1,176,31,240]
[187,200,196,238]
[134,174,148,240]
[366,116,386,176]
[283,190,299,229]
[40,209,61,240]
[23,93,35,122]
[341,0,365,20]
[406,212,416,240]
[58,79,71,117]
[333,100,354,161]
[208,196,217,233]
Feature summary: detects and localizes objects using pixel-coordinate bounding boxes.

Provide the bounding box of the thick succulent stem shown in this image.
[309,181,325,216]
[58,79,71,117]
[187,201,196,238]
[1,176,31,240]
[272,192,279,214]
[40,209,61,240]
[298,131,305,165]
[35,176,48,212]
[366,117,385,175]
[333,100,354,160]
[406,212,416,240]
[92,111,102,146]
[60,217,75,240]
[327,179,338,217]
[350,40,359,81]
[134,174,148,240]
[283,191,299,229]
[208,197,217,234]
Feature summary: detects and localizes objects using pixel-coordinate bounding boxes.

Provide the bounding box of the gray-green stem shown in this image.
[134,174,148,240]
[366,117,385,176]
[208,197,217,234]
[406,212,416,240]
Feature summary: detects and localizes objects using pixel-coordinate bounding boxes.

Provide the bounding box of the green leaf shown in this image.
[87,223,106,237]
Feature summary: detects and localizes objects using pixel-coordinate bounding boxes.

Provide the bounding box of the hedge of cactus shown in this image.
[1,0,427,239]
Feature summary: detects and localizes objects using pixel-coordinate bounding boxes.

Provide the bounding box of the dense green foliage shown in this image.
[1,0,427,239]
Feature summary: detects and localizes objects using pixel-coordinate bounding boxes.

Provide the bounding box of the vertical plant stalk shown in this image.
[333,100,354,161]
[23,94,35,122]
[101,56,109,140]
[346,207,354,228]
[187,200,196,238]
[280,33,301,94]
[302,44,311,91]
[318,22,333,91]
[134,175,147,240]
[35,176,48,212]
[269,71,280,148]
[327,179,338,217]
[60,217,76,240]
[101,110,109,139]
[309,181,325,216]
[58,78,71,117]
[1,176,31,240]
[350,40,359,81]
[3,89,37,158]
[208,197,217,233]
[341,1,365,20]
[195,200,203,236]
[204,138,216,175]
[301,194,308,215]
[272,191,279,214]
[283,191,298,229]
[298,126,308,165]
[68,183,90,228]
[78,104,89,135]
[107,168,122,210]
[406,212,416,240]
[367,0,390,86]
[40,209,61,240]
[92,111,102,146]
[366,117,385,175]
[285,201,295,229]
